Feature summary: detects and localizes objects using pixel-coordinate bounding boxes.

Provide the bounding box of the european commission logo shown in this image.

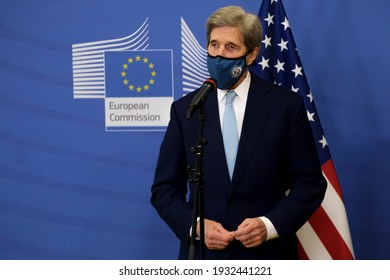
[72,17,210,131]
[105,50,173,131]
[72,18,173,132]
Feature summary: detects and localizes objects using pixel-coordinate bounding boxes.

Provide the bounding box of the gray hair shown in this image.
[206,6,262,53]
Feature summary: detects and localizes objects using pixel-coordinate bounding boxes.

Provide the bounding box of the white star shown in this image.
[281,17,290,30]
[271,0,278,4]
[264,13,274,26]
[319,135,328,149]
[291,85,299,93]
[307,91,314,103]
[291,64,303,78]
[277,38,288,52]
[307,110,315,122]
[274,59,285,73]
[262,35,272,49]
[259,56,269,70]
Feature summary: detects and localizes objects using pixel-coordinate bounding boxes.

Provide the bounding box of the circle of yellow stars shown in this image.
[121,55,157,93]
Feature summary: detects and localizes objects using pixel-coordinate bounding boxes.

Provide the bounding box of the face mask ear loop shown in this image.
[245,48,257,67]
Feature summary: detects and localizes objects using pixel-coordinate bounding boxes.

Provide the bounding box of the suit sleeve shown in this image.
[150,102,194,243]
[266,95,327,237]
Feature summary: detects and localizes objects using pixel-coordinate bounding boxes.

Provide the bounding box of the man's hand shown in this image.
[234,218,267,248]
[197,219,234,250]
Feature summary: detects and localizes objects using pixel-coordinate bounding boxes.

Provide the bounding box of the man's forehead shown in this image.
[209,26,244,44]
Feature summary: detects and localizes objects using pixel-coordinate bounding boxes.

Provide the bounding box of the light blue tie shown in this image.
[223,90,239,180]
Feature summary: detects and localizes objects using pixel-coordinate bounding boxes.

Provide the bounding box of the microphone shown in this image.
[186,78,217,119]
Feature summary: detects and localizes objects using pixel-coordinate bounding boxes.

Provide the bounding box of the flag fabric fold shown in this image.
[253,0,355,260]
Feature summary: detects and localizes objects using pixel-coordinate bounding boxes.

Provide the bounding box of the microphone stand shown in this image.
[187,105,207,260]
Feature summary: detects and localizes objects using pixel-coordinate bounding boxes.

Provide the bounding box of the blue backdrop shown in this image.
[0,0,389,260]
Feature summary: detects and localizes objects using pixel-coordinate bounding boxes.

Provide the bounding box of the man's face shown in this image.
[208,26,247,59]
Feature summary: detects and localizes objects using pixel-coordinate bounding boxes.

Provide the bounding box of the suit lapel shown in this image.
[203,92,231,183]
[230,76,273,190]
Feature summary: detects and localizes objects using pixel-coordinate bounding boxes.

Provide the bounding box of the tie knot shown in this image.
[225,90,236,105]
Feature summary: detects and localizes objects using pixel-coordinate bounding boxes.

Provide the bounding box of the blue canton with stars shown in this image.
[252,0,331,165]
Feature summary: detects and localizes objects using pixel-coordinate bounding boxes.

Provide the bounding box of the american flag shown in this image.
[252,0,355,259]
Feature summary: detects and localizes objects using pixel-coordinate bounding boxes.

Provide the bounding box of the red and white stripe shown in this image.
[297,160,355,259]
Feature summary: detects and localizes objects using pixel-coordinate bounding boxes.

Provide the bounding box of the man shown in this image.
[151,6,326,259]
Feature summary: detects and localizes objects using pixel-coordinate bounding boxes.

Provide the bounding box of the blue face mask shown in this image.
[207,54,247,90]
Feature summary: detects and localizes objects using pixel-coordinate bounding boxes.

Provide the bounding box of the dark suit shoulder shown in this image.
[250,73,304,105]
[172,89,200,109]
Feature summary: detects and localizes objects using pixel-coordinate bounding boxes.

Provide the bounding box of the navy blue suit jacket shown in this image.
[151,73,327,259]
